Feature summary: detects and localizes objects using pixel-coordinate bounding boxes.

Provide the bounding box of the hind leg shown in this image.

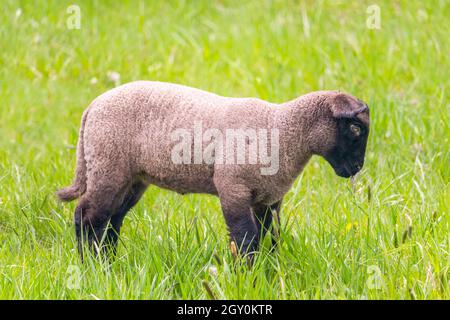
[103,181,148,256]
[74,176,130,259]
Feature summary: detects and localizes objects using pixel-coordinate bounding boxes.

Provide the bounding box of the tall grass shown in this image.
[0,0,448,299]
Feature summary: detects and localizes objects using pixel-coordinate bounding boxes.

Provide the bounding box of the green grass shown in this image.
[0,0,449,299]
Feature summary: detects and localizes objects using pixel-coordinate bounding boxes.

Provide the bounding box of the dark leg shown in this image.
[253,200,282,248]
[217,184,259,259]
[103,181,148,256]
[225,211,259,256]
[253,204,273,239]
[74,172,132,259]
[74,193,114,259]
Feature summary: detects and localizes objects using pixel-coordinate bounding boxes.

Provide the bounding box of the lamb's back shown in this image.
[83,81,276,195]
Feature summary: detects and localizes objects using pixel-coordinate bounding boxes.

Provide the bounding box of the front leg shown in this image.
[253,200,282,248]
[217,183,259,258]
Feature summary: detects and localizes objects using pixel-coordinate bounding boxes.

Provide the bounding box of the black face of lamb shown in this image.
[325,117,369,178]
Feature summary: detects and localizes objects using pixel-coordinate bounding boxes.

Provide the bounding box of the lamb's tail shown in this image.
[57,108,90,202]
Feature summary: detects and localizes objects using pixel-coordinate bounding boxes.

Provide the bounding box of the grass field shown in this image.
[0,0,449,299]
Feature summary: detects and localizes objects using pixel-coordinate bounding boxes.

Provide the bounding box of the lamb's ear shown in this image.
[330,94,368,118]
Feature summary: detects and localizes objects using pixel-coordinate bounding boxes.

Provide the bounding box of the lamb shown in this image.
[57,81,370,260]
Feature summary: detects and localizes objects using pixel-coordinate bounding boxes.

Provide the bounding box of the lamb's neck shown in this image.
[271,95,323,179]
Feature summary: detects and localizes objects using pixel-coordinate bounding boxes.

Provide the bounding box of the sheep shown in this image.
[57,81,370,260]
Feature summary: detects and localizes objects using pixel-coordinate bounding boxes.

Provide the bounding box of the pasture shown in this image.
[0,0,448,299]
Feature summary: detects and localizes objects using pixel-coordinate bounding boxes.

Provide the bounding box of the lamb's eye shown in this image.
[350,124,361,136]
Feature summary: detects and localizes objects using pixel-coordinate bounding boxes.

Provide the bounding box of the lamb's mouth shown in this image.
[324,152,363,178]
[335,162,362,178]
